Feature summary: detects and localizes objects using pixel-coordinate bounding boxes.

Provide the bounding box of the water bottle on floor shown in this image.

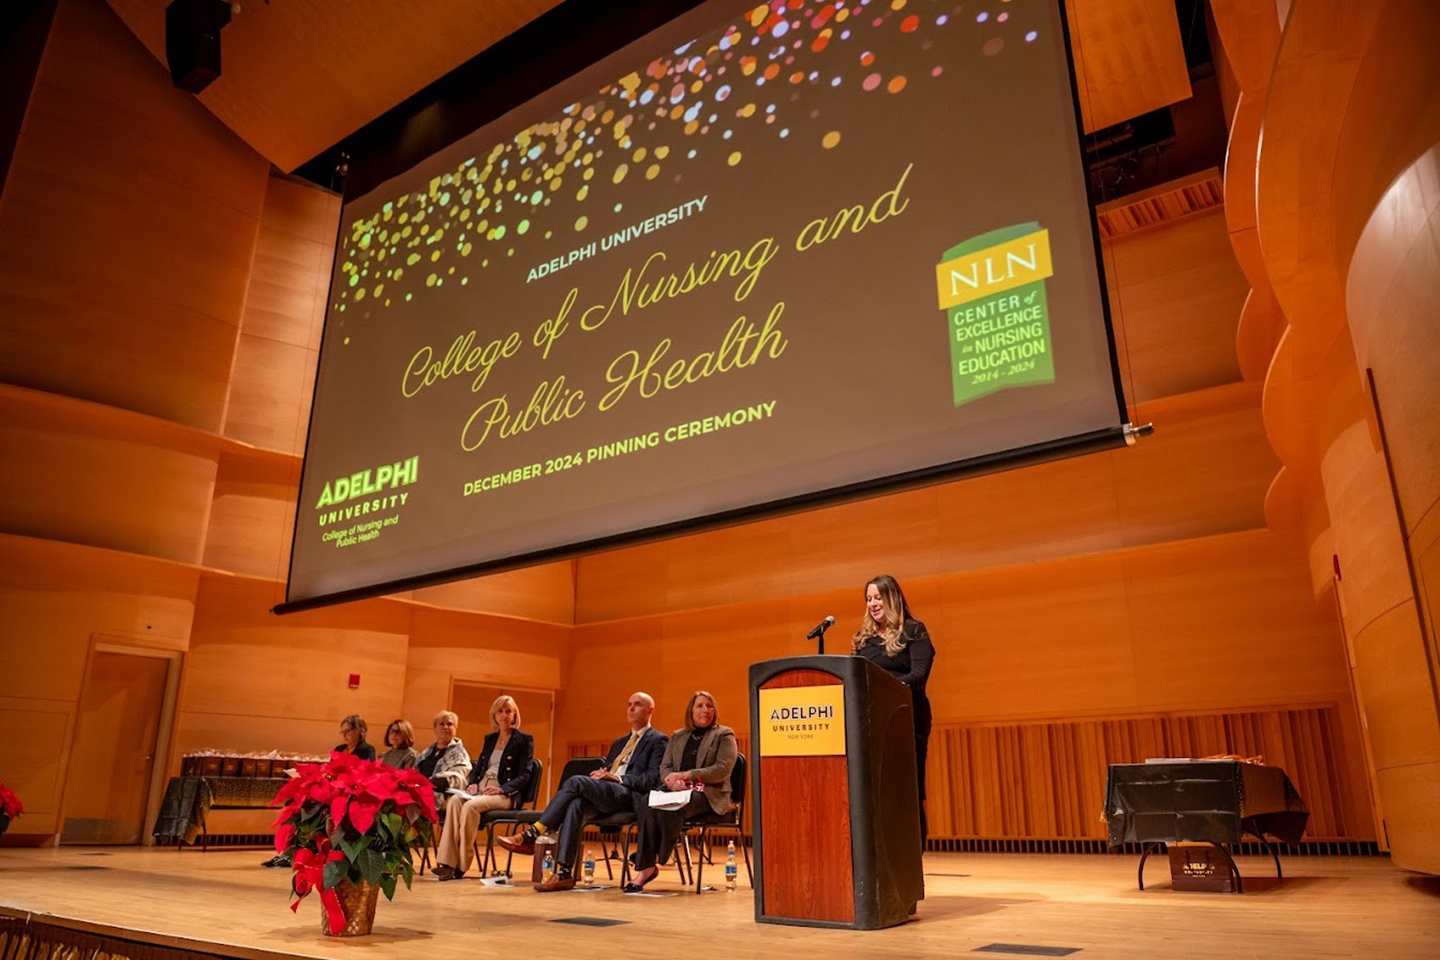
[543,846,554,875]
[582,848,595,886]
[726,840,737,892]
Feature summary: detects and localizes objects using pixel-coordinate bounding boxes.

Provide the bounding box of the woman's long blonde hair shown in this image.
[852,574,915,658]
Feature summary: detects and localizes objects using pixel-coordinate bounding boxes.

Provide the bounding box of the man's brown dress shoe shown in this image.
[535,872,576,892]
[496,833,536,856]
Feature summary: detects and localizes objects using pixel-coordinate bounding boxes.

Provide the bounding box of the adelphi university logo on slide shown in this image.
[936,222,1056,405]
[314,455,420,549]
[757,685,846,756]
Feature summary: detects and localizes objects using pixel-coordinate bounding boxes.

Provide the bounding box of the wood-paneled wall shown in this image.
[930,705,1359,840]
[1211,0,1440,870]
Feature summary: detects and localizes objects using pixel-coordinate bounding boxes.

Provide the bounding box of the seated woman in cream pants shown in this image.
[435,695,534,880]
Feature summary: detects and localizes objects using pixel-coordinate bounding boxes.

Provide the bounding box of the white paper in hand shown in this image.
[648,789,690,810]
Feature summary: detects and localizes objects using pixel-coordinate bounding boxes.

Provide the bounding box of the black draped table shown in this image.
[1104,760,1309,892]
[152,776,287,849]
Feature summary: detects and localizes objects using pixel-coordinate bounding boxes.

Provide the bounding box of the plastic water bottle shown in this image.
[725,840,737,892]
[542,845,554,874]
[582,848,595,886]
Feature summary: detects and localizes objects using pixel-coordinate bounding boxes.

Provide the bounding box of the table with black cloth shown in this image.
[152,776,287,849]
[1104,760,1310,892]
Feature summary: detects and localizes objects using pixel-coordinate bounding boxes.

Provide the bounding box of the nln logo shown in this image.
[949,243,1041,295]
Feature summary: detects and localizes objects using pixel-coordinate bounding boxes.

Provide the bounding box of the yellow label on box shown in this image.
[757,685,846,756]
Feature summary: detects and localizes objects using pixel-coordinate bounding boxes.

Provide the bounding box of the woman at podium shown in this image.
[852,575,936,843]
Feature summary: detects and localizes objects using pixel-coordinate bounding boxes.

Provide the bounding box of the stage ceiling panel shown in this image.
[106,0,1194,171]
[1068,0,1193,132]
[105,0,565,172]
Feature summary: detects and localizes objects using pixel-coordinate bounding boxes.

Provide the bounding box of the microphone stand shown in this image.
[815,620,833,655]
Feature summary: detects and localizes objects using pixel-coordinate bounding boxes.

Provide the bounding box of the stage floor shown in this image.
[2,847,1438,959]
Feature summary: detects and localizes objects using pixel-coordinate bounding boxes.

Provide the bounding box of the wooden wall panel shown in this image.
[175,577,409,763]
[577,381,1276,624]
[0,536,198,705]
[1104,208,1248,402]
[0,389,219,565]
[0,537,197,839]
[1328,0,1440,275]
[929,705,1359,841]
[0,698,76,839]
[1347,602,1440,773]
[223,337,317,457]
[1120,531,1354,713]
[1118,382,1275,544]
[412,562,577,625]
[1221,0,1440,870]
[400,606,568,732]
[1346,143,1440,546]
[0,0,268,432]
[223,176,335,454]
[201,451,299,580]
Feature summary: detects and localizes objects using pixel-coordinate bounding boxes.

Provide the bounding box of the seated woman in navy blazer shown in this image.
[435,696,533,880]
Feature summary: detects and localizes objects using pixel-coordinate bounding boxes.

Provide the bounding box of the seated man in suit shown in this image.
[499,691,668,891]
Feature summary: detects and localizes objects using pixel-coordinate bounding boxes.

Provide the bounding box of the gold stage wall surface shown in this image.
[1,0,1436,869]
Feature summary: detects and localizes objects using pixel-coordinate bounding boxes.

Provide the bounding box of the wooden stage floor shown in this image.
[2,847,1438,959]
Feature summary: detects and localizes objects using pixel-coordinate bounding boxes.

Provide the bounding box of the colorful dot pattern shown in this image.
[333,0,1043,322]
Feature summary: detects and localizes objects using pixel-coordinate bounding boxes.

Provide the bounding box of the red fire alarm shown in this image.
[348,673,361,689]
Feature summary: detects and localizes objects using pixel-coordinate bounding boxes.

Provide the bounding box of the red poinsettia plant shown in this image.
[0,780,22,836]
[271,752,437,934]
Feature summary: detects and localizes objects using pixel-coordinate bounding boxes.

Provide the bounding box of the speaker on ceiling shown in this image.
[164,0,232,94]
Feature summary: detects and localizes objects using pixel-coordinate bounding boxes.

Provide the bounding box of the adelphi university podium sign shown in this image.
[757,685,846,756]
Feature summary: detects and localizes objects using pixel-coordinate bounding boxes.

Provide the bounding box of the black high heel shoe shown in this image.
[622,866,659,893]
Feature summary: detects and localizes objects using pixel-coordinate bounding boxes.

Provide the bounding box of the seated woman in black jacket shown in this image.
[434,696,533,880]
[336,714,377,761]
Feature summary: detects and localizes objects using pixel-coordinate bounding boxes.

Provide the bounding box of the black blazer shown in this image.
[334,741,377,761]
[604,727,669,794]
[466,729,535,800]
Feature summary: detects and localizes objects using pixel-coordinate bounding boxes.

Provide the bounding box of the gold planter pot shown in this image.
[322,879,380,937]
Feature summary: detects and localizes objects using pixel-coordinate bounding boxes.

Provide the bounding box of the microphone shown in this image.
[805,615,836,640]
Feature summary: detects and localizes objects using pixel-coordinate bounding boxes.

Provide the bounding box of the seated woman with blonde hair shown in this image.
[626,690,736,892]
[435,696,533,880]
[415,710,472,802]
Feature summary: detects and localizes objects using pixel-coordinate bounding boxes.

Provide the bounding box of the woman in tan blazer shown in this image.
[626,690,737,892]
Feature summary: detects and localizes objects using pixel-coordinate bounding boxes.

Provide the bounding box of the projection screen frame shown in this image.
[275,0,1133,615]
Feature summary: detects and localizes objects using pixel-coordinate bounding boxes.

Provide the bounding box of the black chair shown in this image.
[587,807,639,885]
[481,756,604,877]
[471,757,542,876]
[674,752,751,893]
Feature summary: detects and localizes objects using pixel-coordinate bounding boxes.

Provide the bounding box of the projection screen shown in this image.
[281,0,1126,610]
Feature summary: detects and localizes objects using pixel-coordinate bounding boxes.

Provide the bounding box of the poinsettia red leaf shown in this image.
[329,793,349,828]
[348,795,381,834]
[274,822,296,853]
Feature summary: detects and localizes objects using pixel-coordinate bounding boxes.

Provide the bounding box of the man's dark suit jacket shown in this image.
[604,727,668,793]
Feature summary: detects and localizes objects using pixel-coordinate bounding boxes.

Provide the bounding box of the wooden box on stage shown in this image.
[1168,844,1235,892]
[748,655,924,930]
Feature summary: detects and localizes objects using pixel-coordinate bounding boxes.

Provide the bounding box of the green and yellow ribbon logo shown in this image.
[936,223,1056,406]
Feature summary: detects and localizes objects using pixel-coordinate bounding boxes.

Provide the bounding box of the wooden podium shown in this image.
[748,655,924,929]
